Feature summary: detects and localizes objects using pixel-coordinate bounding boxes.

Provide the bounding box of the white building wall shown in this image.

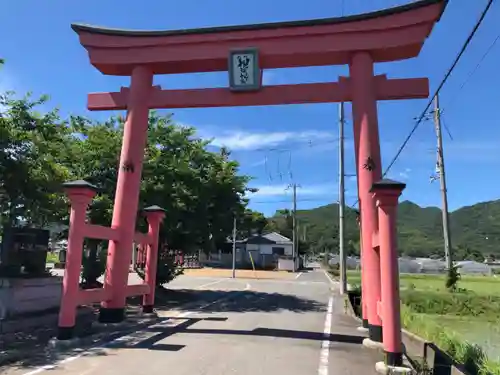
[257,243,293,255]
[246,244,259,251]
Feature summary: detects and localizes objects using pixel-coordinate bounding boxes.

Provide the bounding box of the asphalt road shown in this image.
[2,270,381,375]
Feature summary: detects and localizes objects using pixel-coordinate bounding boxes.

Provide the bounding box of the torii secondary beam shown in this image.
[87,75,428,111]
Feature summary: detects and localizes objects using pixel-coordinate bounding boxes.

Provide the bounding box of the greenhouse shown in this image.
[398,258,421,274]
[455,260,492,275]
[328,255,360,270]
[414,258,447,274]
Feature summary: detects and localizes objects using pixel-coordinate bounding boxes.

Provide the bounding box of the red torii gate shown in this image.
[64,0,446,370]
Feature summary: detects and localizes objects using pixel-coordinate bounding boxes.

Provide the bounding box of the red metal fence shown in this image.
[134,245,200,269]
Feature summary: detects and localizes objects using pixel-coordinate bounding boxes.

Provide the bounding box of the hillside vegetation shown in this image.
[292,200,500,259]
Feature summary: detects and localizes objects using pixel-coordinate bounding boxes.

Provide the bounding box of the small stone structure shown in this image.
[0,277,62,319]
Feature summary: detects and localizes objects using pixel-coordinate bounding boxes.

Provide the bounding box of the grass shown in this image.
[345,270,500,374]
[46,252,59,264]
[347,271,500,296]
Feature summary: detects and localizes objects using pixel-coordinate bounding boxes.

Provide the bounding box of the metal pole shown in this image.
[434,94,453,270]
[131,243,137,269]
[339,102,347,294]
[232,215,237,278]
[292,183,297,272]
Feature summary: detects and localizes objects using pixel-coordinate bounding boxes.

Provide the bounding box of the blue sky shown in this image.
[1,0,499,216]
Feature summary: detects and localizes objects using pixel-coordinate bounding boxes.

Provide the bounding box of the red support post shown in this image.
[350,51,383,343]
[99,65,154,323]
[57,180,97,340]
[142,206,166,314]
[370,179,406,370]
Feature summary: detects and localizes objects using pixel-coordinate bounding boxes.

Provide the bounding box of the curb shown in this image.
[0,315,161,368]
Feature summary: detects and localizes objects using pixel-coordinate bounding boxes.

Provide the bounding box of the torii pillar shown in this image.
[99,66,154,323]
[350,52,384,343]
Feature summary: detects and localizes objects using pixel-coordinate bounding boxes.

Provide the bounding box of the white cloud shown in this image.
[206,130,336,151]
[248,183,335,197]
[248,185,289,197]
[249,158,267,167]
[398,168,411,180]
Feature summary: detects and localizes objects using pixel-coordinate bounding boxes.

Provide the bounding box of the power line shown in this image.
[350,0,495,208]
[250,198,338,204]
[253,137,341,153]
[383,0,494,175]
[442,30,500,114]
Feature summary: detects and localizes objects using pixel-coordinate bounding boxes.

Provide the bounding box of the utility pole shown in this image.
[338,102,347,294]
[232,215,237,278]
[292,183,298,272]
[286,183,300,271]
[434,94,453,270]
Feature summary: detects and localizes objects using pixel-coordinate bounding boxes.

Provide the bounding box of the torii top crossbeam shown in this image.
[72,0,446,76]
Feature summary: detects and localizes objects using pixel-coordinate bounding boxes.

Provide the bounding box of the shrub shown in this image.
[401,289,500,319]
[329,263,340,277]
[446,265,461,291]
[135,250,184,287]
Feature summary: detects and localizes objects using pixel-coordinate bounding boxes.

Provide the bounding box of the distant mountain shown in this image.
[290,199,500,259]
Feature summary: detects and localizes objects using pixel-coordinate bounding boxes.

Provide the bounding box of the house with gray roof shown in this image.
[200,232,294,270]
[244,232,293,269]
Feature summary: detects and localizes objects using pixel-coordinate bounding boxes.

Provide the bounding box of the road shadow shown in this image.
[165,288,326,314]
[107,316,365,352]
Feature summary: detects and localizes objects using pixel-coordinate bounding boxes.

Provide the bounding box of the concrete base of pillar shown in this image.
[375,362,414,375]
[98,307,125,323]
[357,326,369,333]
[363,338,384,350]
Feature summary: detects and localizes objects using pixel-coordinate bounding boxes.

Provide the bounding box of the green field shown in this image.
[346,271,500,368]
[347,271,500,296]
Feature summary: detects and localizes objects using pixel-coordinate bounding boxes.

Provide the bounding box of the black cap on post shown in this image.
[62,179,99,192]
[143,205,166,214]
[370,179,406,193]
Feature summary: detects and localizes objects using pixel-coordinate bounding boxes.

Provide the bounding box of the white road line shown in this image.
[295,272,303,279]
[318,296,334,375]
[22,365,57,375]
[230,278,326,285]
[195,279,226,289]
[21,281,252,375]
[323,270,336,285]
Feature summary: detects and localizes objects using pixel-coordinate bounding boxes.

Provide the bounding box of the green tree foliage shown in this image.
[235,209,267,239]
[0,77,264,285]
[0,92,71,227]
